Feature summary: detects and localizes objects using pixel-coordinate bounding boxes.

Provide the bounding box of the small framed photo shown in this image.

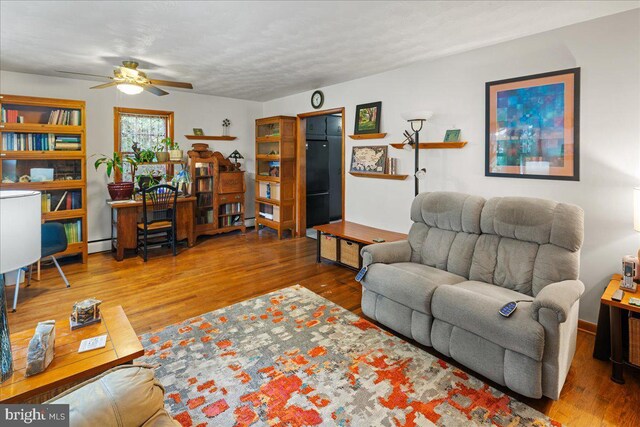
[443,129,461,142]
[354,102,382,134]
[193,128,204,136]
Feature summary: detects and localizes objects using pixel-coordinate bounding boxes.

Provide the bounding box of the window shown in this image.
[114,107,174,181]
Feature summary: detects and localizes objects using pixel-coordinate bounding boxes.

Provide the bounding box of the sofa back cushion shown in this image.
[469,196,584,296]
[408,192,485,278]
[408,192,584,297]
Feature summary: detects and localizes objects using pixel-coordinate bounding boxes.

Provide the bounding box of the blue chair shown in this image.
[12,223,70,312]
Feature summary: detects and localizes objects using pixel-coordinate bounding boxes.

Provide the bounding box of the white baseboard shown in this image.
[88,240,111,254]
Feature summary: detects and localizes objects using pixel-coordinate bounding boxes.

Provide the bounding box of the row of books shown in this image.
[219,215,242,227]
[197,193,213,208]
[42,191,82,213]
[195,163,214,177]
[1,109,25,123]
[195,177,213,192]
[62,220,82,244]
[196,208,214,225]
[220,202,242,215]
[1,133,81,151]
[48,109,81,126]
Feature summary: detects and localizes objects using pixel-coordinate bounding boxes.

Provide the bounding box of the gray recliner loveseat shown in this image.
[360,191,584,400]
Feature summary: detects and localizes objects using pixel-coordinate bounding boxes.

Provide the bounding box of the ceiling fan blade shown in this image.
[56,70,113,79]
[90,82,118,89]
[144,85,169,96]
[149,79,193,89]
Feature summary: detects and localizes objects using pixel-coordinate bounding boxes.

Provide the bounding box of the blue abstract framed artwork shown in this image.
[486,68,580,180]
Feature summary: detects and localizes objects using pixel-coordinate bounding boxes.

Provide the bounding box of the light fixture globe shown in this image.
[415,168,427,180]
[401,110,434,122]
[117,83,143,95]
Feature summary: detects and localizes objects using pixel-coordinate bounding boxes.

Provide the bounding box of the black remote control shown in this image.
[355,266,368,282]
[499,301,518,317]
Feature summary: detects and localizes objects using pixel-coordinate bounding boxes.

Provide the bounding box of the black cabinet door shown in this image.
[326,115,342,136]
[328,135,342,221]
[306,116,326,138]
[306,139,329,194]
[307,193,330,228]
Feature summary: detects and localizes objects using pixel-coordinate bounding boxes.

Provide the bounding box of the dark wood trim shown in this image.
[578,319,596,335]
[296,107,346,237]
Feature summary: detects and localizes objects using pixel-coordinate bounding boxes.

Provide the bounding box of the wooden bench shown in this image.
[313,221,407,270]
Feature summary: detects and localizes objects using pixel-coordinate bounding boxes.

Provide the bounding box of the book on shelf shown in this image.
[219,215,242,227]
[195,163,214,177]
[47,109,81,126]
[1,109,25,123]
[61,219,82,244]
[41,191,82,213]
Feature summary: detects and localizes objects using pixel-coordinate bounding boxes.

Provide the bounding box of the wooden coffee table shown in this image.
[0,305,143,403]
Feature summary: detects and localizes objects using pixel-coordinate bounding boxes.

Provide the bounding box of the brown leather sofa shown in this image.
[47,365,178,427]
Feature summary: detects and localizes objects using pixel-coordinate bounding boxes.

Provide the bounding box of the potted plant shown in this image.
[154,142,169,162]
[94,152,137,200]
[136,172,164,191]
[162,137,183,161]
[132,142,156,163]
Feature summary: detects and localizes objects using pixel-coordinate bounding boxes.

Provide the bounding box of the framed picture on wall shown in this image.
[485,67,580,181]
[350,145,387,174]
[354,102,382,134]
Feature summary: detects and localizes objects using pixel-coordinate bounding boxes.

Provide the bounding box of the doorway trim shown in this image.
[296,107,346,237]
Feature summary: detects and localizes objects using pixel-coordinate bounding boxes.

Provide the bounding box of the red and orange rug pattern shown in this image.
[138,285,560,426]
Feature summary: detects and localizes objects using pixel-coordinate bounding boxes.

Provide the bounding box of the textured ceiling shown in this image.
[1,1,637,101]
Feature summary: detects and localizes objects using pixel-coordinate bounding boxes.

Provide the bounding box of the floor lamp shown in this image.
[0,190,41,382]
[402,111,433,196]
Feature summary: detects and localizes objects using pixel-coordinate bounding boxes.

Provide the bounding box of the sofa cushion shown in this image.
[362,262,465,315]
[431,281,544,361]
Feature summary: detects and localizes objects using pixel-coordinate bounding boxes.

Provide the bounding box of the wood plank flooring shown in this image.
[6,230,639,426]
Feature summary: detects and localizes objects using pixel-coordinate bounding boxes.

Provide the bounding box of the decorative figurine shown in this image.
[70,298,102,330]
[25,320,55,377]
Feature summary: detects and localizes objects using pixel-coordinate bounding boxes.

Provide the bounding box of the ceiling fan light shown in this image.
[117,83,143,95]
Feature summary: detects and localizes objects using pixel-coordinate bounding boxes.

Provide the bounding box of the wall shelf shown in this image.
[389,141,468,149]
[185,135,237,141]
[348,133,387,140]
[349,172,408,180]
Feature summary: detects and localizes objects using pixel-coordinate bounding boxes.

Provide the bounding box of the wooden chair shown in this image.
[137,184,178,262]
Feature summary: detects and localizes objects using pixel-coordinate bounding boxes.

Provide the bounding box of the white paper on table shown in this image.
[78,335,108,353]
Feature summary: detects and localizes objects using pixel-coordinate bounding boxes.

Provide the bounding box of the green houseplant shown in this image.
[154,142,169,163]
[94,152,137,200]
[162,137,183,161]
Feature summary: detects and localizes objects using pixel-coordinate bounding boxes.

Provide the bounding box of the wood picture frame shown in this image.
[349,145,387,175]
[193,128,204,136]
[485,68,580,181]
[354,102,382,135]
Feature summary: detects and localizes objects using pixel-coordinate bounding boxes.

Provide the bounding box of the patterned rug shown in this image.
[138,285,560,427]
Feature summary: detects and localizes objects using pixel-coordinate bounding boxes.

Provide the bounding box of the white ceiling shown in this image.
[1,1,638,101]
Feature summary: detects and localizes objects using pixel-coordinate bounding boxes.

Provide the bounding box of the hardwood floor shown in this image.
[6,230,639,426]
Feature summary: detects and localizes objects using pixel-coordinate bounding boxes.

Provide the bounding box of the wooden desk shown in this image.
[313,221,408,270]
[108,196,196,261]
[0,306,143,403]
[601,274,640,384]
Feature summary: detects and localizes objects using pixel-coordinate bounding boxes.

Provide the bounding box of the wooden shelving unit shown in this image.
[188,150,245,239]
[0,94,88,263]
[349,172,408,180]
[348,133,387,140]
[185,135,237,141]
[255,116,297,239]
[389,141,468,149]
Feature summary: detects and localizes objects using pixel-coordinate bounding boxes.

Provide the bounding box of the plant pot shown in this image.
[169,149,183,161]
[156,151,169,162]
[107,182,134,201]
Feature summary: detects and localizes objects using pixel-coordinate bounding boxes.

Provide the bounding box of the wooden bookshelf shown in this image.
[0,94,87,263]
[188,150,245,239]
[255,116,296,239]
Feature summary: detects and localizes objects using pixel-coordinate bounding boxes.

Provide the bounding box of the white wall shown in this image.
[0,70,262,251]
[263,10,640,323]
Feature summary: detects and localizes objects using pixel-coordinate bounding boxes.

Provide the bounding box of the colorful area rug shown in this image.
[138,285,559,426]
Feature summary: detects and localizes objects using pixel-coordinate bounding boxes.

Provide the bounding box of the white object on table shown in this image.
[78,335,107,353]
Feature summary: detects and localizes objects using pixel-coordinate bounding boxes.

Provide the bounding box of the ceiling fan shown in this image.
[57,61,193,96]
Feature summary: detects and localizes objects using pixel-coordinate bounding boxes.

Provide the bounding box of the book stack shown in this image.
[54,136,81,150]
[1,108,24,123]
[220,202,241,215]
[2,133,57,151]
[48,109,81,126]
[41,191,82,213]
[196,178,212,192]
[62,220,82,243]
[386,158,398,175]
[220,215,242,227]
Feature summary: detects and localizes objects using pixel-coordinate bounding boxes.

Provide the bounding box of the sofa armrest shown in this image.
[531,280,585,323]
[360,240,412,267]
